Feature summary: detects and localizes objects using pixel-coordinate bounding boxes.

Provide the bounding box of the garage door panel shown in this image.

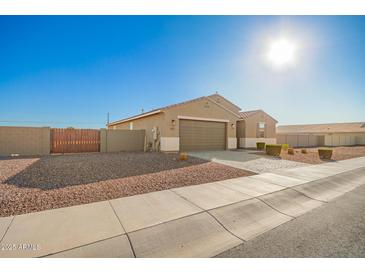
[179,120,226,151]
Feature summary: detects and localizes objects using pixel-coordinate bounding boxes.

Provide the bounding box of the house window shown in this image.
[258,122,265,138]
[129,122,133,130]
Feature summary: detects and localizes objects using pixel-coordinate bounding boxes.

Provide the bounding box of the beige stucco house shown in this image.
[108,94,278,151]
[237,110,278,148]
[277,122,365,147]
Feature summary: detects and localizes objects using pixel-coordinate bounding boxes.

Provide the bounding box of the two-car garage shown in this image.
[109,94,241,152]
[179,119,226,151]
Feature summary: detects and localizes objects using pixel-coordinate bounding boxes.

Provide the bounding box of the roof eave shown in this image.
[240,110,278,123]
[108,110,162,126]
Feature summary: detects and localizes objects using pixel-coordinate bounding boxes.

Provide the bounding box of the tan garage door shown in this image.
[179,119,226,151]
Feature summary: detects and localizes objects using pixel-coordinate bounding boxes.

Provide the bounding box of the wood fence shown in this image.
[50,128,100,153]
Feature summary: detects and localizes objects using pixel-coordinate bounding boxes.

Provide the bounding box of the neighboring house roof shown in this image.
[277,122,365,134]
[108,93,241,126]
[239,109,278,123]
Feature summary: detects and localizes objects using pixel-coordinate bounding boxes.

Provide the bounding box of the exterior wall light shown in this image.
[172,119,176,126]
[231,123,235,129]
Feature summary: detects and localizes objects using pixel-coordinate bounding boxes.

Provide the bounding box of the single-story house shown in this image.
[277,122,365,147]
[108,93,277,151]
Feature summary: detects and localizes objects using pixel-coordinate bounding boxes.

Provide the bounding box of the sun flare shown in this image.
[267,38,297,68]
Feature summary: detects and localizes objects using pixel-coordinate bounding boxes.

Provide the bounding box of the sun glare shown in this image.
[267,38,297,68]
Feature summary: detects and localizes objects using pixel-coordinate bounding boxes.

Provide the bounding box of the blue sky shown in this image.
[0,16,364,128]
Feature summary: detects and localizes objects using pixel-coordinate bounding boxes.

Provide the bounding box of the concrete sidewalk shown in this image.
[1,156,365,258]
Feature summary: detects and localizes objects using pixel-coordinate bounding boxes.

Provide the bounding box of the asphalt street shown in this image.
[216,179,365,257]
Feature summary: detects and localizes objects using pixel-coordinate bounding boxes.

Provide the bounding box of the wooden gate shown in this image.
[50,128,100,153]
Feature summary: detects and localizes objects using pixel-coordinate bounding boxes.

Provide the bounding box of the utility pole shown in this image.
[106,112,110,153]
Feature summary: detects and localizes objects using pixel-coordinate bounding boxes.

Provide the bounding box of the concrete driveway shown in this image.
[189,150,308,173]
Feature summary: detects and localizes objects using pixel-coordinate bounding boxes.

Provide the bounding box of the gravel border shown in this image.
[280,146,365,164]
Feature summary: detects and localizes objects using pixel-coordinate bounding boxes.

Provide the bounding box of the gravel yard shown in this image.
[0,152,254,217]
[280,146,365,164]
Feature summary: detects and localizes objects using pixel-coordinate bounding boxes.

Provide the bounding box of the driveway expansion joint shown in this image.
[39,234,126,258]
[288,187,329,203]
[169,189,247,243]
[123,210,204,234]
[255,197,297,219]
[108,201,136,258]
[0,216,14,244]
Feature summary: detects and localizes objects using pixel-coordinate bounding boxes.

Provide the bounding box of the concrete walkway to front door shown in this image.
[189,150,308,173]
[1,156,365,258]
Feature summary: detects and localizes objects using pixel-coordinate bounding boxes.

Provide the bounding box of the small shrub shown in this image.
[266,144,282,156]
[288,148,294,155]
[256,142,266,150]
[318,149,332,160]
[179,152,188,161]
[301,148,307,154]
[282,144,289,151]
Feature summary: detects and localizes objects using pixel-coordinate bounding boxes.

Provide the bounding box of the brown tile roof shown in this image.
[108,109,163,126]
[161,96,206,111]
[109,93,279,126]
[239,110,261,119]
[108,93,241,126]
[277,122,365,134]
[239,109,278,123]
[207,94,242,111]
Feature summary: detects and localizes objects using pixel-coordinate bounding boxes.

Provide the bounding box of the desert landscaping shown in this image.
[280,146,365,164]
[0,152,253,217]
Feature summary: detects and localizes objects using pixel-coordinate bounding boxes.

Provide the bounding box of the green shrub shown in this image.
[301,148,307,154]
[281,144,289,151]
[256,142,266,150]
[318,149,332,160]
[266,144,282,156]
[288,148,294,155]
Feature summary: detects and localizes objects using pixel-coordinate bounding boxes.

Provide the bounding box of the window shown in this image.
[129,122,133,130]
[258,122,265,138]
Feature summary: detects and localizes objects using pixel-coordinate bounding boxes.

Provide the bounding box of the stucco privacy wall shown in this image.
[356,134,365,145]
[277,134,325,148]
[110,113,164,148]
[324,133,358,146]
[0,126,50,156]
[100,129,145,152]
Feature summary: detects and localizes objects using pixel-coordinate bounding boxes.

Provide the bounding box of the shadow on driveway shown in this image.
[188,149,271,163]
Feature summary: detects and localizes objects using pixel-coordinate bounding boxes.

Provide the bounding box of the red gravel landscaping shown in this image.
[0,152,254,217]
[280,146,365,164]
